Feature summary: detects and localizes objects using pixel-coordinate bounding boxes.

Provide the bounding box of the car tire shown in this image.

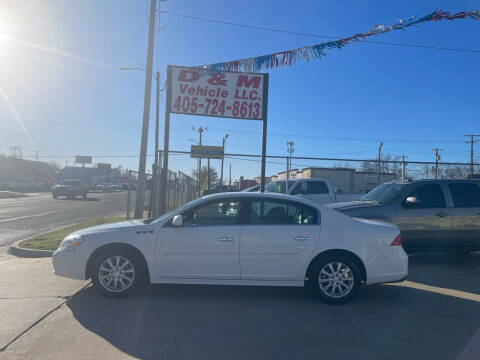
[310,255,361,304]
[52,193,57,199]
[91,248,146,298]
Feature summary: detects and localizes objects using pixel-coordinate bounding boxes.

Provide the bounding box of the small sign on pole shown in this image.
[190,145,224,159]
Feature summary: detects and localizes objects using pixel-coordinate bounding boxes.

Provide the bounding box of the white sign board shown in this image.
[170,67,266,120]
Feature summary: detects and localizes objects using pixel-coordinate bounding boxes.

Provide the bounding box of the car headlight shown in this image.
[57,234,84,251]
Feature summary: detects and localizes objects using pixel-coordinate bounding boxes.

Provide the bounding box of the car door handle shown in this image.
[217,236,234,242]
[436,212,449,218]
[294,236,311,242]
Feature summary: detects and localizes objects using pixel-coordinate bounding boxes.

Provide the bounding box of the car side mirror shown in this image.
[172,215,183,227]
[404,196,421,207]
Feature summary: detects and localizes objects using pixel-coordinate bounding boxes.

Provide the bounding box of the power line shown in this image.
[76,0,144,67]
[160,10,480,54]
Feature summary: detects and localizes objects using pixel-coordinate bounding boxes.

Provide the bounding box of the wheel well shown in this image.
[305,249,367,283]
[85,243,150,281]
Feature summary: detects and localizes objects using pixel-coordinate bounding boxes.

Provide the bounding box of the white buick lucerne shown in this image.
[52,192,408,304]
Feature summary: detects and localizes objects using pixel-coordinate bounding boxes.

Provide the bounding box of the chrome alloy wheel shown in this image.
[318,262,354,299]
[98,256,136,293]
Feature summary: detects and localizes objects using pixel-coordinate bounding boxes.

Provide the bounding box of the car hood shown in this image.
[326,200,382,211]
[73,220,145,236]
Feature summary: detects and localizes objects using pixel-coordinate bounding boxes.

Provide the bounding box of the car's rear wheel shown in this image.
[91,249,146,298]
[310,256,361,304]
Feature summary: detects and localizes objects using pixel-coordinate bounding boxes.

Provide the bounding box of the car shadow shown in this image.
[67,279,480,360]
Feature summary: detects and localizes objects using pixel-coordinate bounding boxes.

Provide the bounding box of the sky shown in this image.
[0,0,479,180]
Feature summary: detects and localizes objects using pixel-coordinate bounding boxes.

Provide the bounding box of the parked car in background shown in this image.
[242,185,260,192]
[96,183,115,191]
[265,178,337,205]
[52,192,407,304]
[52,180,88,199]
[328,179,480,254]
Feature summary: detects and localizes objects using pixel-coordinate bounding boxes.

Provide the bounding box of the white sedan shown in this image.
[52,192,408,304]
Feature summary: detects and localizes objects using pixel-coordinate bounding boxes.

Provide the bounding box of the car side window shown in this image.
[306,181,329,194]
[448,183,480,207]
[182,200,241,227]
[291,182,306,195]
[249,200,317,225]
[404,184,446,209]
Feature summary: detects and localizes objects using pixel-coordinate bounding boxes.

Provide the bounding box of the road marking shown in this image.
[0,210,62,223]
[387,280,480,302]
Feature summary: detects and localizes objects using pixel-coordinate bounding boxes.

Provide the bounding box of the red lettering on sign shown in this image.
[236,75,261,89]
[179,84,189,94]
[208,74,228,86]
[178,69,199,82]
[249,90,258,100]
[188,87,195,95]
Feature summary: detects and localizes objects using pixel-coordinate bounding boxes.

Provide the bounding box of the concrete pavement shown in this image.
[1,250,480,359]
[0,248,87,353]
[0,191,129,247]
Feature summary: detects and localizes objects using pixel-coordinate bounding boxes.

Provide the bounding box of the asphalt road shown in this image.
[0,191,131,247]
[1,252,480,360]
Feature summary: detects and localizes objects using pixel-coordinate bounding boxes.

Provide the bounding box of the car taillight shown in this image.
[391,234,402,246]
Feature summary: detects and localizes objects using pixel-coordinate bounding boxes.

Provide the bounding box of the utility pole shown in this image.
[34,150,41,161]
[134,0,157,219]
[286,141,294,194]
[401,155,407,180]
[220,134,229,191]
[151,71,161,217]
[433,148,444,179]
[465,134,480,178]
[377,142,383,186]
[229,163,232,187]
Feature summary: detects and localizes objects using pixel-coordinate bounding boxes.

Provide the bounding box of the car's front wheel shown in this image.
[310,256,361,304]
[91,249,146,298]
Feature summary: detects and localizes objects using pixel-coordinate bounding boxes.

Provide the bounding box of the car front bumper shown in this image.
[52,249,88,280]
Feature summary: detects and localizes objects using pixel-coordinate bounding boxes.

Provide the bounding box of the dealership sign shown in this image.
[170,67,267,120]
[190,145,224,159]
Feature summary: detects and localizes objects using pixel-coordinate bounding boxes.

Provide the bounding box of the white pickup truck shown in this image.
[264,178,361,205]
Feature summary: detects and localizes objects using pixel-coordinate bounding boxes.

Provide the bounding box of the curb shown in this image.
[7,212,127,258]
[8,239,54,258]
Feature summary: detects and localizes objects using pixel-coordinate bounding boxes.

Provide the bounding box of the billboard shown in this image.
[170,67,267,120]
[190,145,224,159]
[75,156,92,164]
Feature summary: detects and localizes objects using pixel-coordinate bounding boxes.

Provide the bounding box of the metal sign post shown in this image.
[159,65,269,215]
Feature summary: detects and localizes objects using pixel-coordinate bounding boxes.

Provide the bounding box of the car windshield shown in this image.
[265,181,294,193]
[150,197,205,224]
[361,182,409,204]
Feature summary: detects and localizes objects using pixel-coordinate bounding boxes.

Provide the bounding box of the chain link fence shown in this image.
[149,150,479,213]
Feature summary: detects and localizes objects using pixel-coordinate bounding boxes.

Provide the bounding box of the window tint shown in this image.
[249,200,317,225]
[291,182,306,195]
[182,200,241,226]
[307,181,329,194]
[405,184,446,208]
[449,183,480,207]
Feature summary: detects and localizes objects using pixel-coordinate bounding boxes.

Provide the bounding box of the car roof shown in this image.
[199,191,321,207]
[393,179,480,184]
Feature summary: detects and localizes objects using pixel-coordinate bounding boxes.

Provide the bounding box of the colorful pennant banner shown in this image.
[198,9,479,73]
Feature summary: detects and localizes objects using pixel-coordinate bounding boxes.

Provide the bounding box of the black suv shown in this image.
[52,180,89,199]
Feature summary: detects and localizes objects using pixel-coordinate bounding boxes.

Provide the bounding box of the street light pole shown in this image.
[220,134,229,191]
[377,142,383,186]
